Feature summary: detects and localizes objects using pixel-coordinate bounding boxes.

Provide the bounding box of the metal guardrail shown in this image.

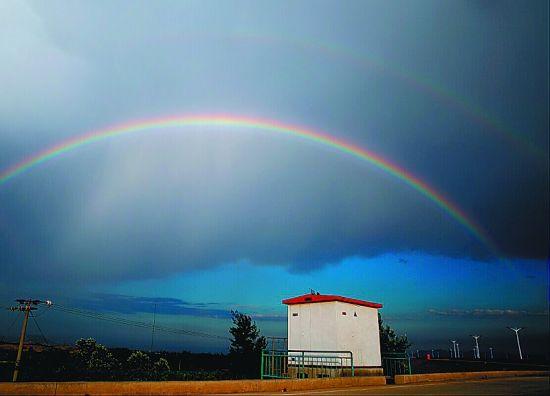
[261,350,354,379]
[382,352,412,376]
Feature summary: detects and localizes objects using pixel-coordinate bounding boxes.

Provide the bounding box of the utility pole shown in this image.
[8,299,52,382]
[456,342,461,358]
[470,335,481,359]
[507,327,524,360]
[13,305,31,382]
[489,347,494,360]
[150,303,157,353]
[450,340,457,359]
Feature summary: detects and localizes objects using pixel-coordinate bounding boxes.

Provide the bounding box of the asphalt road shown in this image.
[236,376,549,395]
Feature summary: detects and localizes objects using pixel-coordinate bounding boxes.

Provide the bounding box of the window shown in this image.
[292,312,299,317]
[341,311,347,315]
[354,312,358,317]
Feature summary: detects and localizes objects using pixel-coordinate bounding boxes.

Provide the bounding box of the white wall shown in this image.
[334,302,381,367]
[287,302,381,367]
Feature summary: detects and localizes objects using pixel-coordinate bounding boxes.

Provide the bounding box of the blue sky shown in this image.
[0,0,548,355]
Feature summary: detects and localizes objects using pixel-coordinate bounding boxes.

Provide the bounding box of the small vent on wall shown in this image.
[341,311,347,315]
[292,313,299,317]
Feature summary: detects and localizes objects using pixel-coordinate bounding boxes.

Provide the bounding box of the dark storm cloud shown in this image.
[0,0,547,284]
[69,293,285,321]
[73,294,231,317]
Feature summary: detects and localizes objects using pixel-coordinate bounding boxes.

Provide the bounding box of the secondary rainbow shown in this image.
[0,114,496,252]
[156,31,544,159]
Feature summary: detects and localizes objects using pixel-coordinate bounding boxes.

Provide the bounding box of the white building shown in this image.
[283,293,383,369]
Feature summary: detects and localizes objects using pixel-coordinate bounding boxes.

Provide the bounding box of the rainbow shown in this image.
[0,114,496,252]
[153,31,545,159]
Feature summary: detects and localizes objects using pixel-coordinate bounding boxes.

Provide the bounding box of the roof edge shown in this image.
[282,294,383,309]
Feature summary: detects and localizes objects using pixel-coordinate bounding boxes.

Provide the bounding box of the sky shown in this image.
[0,0,548,356]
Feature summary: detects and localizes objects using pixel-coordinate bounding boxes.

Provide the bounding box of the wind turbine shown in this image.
[470,335,481,359]
[507,327,524,360]
[450,340,457,359]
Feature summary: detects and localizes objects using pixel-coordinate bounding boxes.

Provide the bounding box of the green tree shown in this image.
[73,338,98,368]
[153,357,171,380]
[228,310,267,378]
[378,313,411,353]
[89,344,118,370]
[126,350,152,380]
[73,338,117,371]
[127,351,151,371]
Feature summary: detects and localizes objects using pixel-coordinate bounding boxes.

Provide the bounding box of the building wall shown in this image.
[287,302,338,352]
[334,302,381,367]
[287,302,381,367]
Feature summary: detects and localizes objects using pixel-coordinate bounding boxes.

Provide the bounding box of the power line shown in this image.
[29,311,48,345]
[52,305,154,330]
[67,307,227,339]
[150,303,157,352]
[4,298,230,355]
[1,311,21,343]
[3,311,21,337]
[50,304,229,341]
[31,306,52,318]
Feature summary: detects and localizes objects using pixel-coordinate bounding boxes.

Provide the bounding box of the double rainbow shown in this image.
[0,114,496,253]
[151,31,544,159]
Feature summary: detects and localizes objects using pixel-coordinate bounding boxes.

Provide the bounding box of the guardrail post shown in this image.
[270,342,275,377]
[260,350,265,379]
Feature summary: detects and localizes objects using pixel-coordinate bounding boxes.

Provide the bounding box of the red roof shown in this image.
[282,293,382,309]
